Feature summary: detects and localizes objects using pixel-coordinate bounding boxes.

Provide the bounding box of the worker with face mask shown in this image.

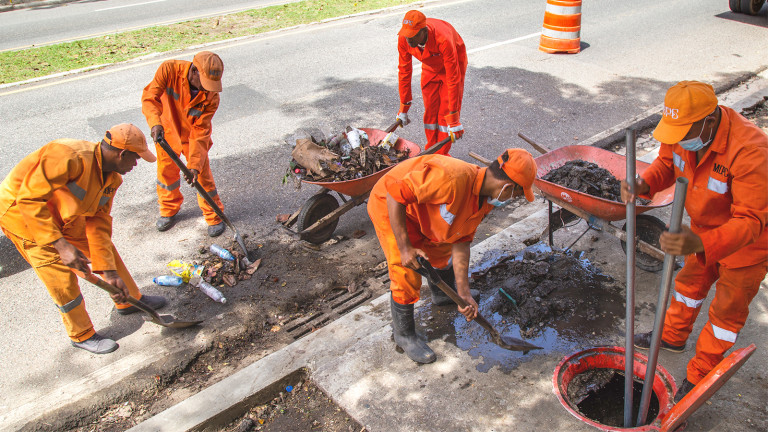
[621,81,768,402]
[367,149,537,363]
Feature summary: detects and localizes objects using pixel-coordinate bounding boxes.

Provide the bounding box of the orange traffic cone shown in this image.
[539,0,582,54]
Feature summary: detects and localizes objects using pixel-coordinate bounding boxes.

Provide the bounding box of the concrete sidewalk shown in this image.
[130,208,768,432]
[129,73,768,432]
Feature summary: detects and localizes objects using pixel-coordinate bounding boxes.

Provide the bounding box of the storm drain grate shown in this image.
[285,288,372,339]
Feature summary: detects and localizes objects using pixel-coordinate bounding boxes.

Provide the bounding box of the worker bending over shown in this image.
[368,149,537,363]
[142,51,227,237]
[622,81,767,402]
[0,124,167,354]
[396,10,468,156]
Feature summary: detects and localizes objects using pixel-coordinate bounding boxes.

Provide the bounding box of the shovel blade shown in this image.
[495,335,543,351]
[143,314,203,328]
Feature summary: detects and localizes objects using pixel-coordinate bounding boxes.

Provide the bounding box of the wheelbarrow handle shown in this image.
[384,118,403,133]
[518,132,551,155]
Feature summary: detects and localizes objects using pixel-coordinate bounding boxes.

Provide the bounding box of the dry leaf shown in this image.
[246,258,262,275]
[223,273,237,287]
[270,325,280,332]
[276,214,291,223]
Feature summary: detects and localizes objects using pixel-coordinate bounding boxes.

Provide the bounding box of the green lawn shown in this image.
[0,0,412,84]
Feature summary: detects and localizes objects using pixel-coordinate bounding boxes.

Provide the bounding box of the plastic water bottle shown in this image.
[153,275,183,286]
[346,128,362,149]
[209,244,235,261]
[194,279,227,303]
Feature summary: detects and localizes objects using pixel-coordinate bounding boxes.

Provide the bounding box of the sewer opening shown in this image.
[568,368,659,428]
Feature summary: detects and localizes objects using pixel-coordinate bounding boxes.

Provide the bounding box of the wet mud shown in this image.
[569,368,659,427]
[542,159,650,205]
[420,243,625,373]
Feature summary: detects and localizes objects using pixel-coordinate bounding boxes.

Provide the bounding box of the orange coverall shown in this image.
[142,60,223,225]
[0,140,144,342]
[641,106,768,384]
[367,155,493,304]
[398,18,467,156]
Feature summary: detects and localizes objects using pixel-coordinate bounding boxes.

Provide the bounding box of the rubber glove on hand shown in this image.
[445,112,463,141]
[397,112,410,127]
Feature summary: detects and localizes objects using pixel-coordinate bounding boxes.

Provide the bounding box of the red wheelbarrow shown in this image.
[281,123,449,244]
[470,134,675,271]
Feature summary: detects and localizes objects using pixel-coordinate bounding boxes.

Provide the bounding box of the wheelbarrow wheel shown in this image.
[729,0,741,12]
[298,193,340,244]
[621,214,665,273]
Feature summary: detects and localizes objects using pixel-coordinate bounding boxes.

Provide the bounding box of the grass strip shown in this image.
[0,0,412,84]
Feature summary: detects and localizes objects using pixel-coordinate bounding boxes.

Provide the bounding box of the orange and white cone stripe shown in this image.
[539,0,582,54]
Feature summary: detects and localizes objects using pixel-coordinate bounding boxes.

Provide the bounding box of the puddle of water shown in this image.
[419,243,624,373]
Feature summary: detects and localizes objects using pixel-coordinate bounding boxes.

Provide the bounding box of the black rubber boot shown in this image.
[390,295,436,364]
[428,268,480,306]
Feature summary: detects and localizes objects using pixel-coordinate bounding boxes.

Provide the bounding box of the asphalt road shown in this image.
[0,0,300,51]
[0,0,767,429]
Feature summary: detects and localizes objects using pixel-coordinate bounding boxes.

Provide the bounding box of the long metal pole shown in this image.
[636,177,688,426]
[623,129,637,427]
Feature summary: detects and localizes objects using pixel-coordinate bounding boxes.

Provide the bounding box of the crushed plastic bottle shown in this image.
[339,137,352,159]
[191,278,227,303]
[209,244,235,261]
[346,127,362,149]
[153,275,183,286]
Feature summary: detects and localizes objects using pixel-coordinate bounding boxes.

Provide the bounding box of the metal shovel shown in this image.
[414,256,542,352]
[155,136,251,265]
[81,273,202,328]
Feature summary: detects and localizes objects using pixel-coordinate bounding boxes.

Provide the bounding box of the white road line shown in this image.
[95,0,167,12]
[1,1,540,97]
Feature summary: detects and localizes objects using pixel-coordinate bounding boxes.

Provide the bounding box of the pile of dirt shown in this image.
[542,159,650,205]
[224,379,365,432]
[475,244,620,339]
[289,127,410,182]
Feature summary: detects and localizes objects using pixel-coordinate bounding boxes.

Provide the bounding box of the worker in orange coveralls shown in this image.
[396,10,468,156]
[368,149,537,363]
[622,81,768,402]
[0,124,167,354]
[142,51,226,237]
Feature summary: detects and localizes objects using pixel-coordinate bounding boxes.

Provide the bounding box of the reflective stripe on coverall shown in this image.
[398,19,467,155]
[641,106,768,384]
[0,140,143,341]
[141,60,223,225]
[367,155,493,304]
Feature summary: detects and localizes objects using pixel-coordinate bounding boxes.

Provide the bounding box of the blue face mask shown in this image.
[488,184,514,207]
[678,116,714,151]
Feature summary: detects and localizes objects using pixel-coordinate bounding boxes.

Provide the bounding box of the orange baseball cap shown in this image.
[498,149,537,202]
[192,51,224,92]
[103,123,156,162]
[653,81,718,144]
[398,10,427,38]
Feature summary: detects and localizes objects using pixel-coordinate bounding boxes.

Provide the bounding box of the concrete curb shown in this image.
[582,69,768,149]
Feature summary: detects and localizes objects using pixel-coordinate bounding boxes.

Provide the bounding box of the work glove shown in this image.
[151,125,165,143]
[397,102,411,127]
[397,112,410,127]
[445,112,463,141]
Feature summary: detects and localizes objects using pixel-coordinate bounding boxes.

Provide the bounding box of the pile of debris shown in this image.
[289,126,411,182]
[199,248,261,288]
[475,244,619,338]
[542,159,650,204]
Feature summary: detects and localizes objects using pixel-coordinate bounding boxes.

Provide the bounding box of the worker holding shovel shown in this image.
[395,10,467,156]
[367,149,537,363]
[142,51,227,237]
[621,81,768,402]
[0,124,167,354]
